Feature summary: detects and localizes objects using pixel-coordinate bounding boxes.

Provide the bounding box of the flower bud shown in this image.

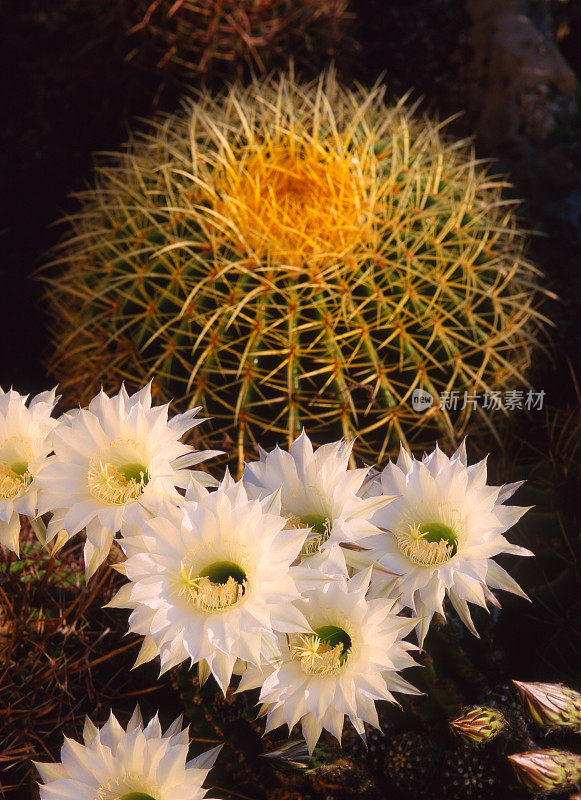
[513,680,581,731]
[449,706,507,745]
[261,740,311,771]
[508,749,581,793]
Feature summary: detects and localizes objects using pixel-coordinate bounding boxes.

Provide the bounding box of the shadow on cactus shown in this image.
[42,72,547,470]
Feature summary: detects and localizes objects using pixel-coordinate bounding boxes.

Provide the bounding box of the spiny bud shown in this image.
[449,706,507,745]
[261,740,311,772]
[508,749,581,793]
[513,680,581,731]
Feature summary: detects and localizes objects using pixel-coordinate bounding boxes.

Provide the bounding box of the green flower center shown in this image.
[118,463,150,486]
[298,513,332,556]
[315,625,352,664]
[300,513,329,535]
[10,461,29,476]
[419,522,458,551]
[120,794,157,800]
[396,520,459,566]
[205,560,247,585]
[87,458,149,505]
[290,624,352,674]
[96,774,159,800]
[175,559,247,612]
[0,461,32,500]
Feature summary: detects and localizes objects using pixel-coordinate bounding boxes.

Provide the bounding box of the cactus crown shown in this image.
[43,72,545,469]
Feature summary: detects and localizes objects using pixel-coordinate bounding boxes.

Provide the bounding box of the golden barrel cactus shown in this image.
[42,73,546,469]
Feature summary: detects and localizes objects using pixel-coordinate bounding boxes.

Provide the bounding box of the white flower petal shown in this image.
[36,710,219,800]
[362,445,531,642]
[486,560,530,600]
[35,386,216,575]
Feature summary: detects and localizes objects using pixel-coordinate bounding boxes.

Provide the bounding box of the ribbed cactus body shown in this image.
[374,731,440,796]
[44,73,544,468]
[442,748,503,800]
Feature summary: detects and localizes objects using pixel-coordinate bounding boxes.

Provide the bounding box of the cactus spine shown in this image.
[127,0,352,83]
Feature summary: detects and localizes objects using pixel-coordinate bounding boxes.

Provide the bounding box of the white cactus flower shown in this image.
[0,388,59,554]
[108,474,311,693]
[239,571,420,754]
[243,432,393,577]
[35,707,222,800]
[36,385,218,578]
[355,443,532,645]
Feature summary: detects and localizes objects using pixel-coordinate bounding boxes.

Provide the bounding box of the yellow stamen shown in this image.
[174,563,246,612]
[300,525,332,557]
[396,521,458,566]
[394,499,463,567]
[95,773,158,800]
[87,460,148,505]
[0,462,32,500]
[290,633,346,675]
[285,506,333,557]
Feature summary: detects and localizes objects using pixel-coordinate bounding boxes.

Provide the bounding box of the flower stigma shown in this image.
[0,461,32,500]
[396,520,459,566]
[0,436,34,500]
[87,457,149,505]
[174,558,247,612]
[290,625,352,675]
